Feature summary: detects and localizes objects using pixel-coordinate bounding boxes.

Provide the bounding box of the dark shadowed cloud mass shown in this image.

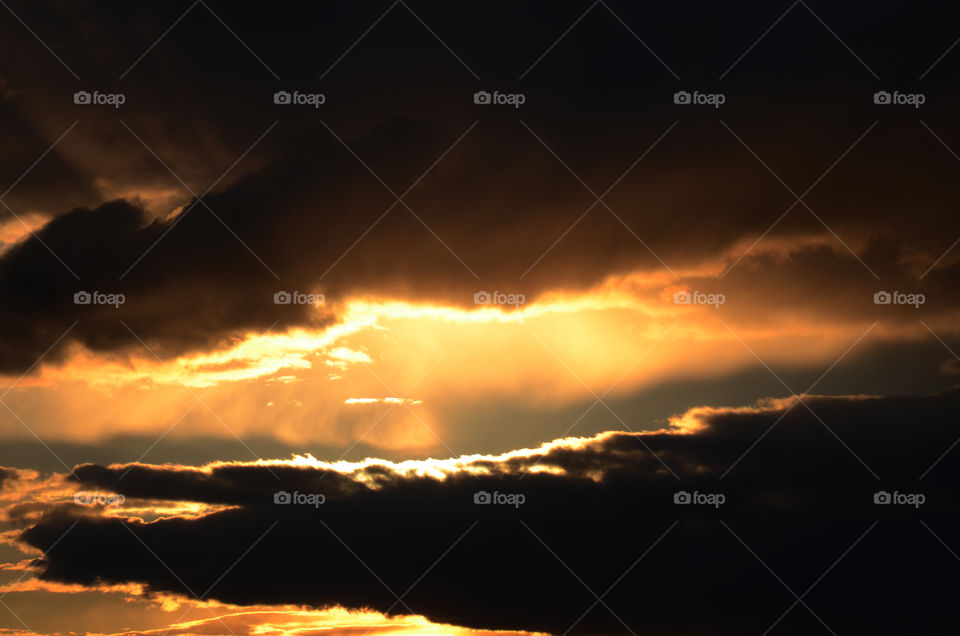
[3,1,960,372]
[19,390,960,635]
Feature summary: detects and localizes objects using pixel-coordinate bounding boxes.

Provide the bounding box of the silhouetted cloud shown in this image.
[20,390,960,635]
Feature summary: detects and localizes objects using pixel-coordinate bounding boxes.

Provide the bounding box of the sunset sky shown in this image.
[2,1,960,634]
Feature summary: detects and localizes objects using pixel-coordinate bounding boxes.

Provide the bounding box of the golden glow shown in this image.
[345,397,423,405]
[0,267,926,450]
[0,584,545,635]
[141,606,547,636]
[90,429,647,487]
[0,212,48,254]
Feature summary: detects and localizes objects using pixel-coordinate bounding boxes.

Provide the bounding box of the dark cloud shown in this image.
[2,116,960,373]
[3,2,960,372]
[19,390,960,634]
[0,97,100,216]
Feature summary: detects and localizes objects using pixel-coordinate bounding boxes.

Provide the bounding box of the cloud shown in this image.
[0,97,101,217]
[17,389,960,635]
[4,4,960,376]
[0,468,18,491]
[126,607,543,636]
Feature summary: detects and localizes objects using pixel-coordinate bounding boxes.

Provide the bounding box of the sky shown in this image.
[1,1,960,634]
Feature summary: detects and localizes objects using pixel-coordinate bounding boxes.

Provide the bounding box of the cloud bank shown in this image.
[17,390,960,635]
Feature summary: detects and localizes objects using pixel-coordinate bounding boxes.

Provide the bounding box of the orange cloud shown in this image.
[1,264,954,453]
[128,607,546,636]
